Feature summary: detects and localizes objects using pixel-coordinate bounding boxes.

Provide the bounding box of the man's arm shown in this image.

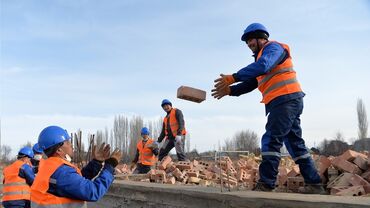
[157,122,166,143]
[175,109,185,135]
[234,42,286,82]
[19,164,35,186]
[81,160,104,180]
[229,78,258,96]
[132,149,139,163]
[49,164,115,202]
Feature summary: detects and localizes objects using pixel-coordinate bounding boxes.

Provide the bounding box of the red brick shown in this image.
[166,176,176,184]
[327,173,353,188]
[330,186,349,195]
[349,174,370,186]
[192,159,199,167]
[318,156,331,175]
[176,161,193,171]
[154,170,166,183]
[200,169,214,180]
[364,185,370,194]
[335,185,366,196]
[361,171,370,183]
[340,150,367,162]
[158,156,172,170]
[287,165,300,177]
[331,157,362,174]
[177,86,206,103]
[287,177,304,192]
[277,167,289,186]
[185,169,199,177]
[353,155,368,171]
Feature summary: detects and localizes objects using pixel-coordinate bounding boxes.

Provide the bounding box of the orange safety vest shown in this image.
[137,138,156,166]
[30,157,86,208]
[163,108,186,137]
[256,41,302,104]
[2,160,31,202]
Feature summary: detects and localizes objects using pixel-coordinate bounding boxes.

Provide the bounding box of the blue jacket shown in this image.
[2,163,34,208]
[47,159,115,202]
[230,41,305,113]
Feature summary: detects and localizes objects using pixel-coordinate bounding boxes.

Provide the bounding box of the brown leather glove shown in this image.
[211,85,231,99]
[105,148,122,168]
[214,74,235,90]
[92,143,111,162]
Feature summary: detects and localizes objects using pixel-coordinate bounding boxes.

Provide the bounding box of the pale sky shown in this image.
[1,0,370,155]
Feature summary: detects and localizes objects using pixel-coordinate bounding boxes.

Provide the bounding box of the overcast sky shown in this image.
[1,0,370,155]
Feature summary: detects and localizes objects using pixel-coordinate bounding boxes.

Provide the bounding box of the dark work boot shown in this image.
[298,184,327,195]
[252,183,274,192]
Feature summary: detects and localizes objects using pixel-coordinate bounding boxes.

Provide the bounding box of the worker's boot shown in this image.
[252,183,274,192]
[298,184,327,195]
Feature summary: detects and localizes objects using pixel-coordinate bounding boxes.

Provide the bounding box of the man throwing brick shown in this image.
[211,23,325,194]
[158,99,187,161]
[131,127,159,174]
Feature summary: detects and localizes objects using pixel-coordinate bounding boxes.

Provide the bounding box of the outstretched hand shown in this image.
[93,143,111,162]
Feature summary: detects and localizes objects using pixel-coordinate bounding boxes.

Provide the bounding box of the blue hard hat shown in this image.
[241,23,269,41]
[161,99,172,107]
[32,143,43,154]
[141,127,150,135]
[18,147,34,158]
[38,126,71,150]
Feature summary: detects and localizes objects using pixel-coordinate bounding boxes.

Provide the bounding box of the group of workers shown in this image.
[2,98,187,207]
[3,22,326,208]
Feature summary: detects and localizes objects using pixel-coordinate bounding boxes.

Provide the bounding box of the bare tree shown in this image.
[128,116,143,161]
[185,133,191,153]
[334,131,345,141]
[222,129,259,152]
[357,98,368,140]
[1,145,13,164]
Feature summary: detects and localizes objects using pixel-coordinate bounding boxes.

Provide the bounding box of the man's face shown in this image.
[246,38,259,53]
[59,140,73,157]
[141,134,149,140]
[162,104,172,113]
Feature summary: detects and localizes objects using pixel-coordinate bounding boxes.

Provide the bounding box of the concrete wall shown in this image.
[89,181,370,208]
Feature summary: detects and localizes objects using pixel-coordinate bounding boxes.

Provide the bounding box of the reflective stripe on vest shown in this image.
[31,157,86,208]
[137,139,156,166]
[163,108,186,137]
[256,41,302,104]
[2,160,31,202]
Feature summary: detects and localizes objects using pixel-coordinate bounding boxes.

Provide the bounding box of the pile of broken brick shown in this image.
[114,150,370,197]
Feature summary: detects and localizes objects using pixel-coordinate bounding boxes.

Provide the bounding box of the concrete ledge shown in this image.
[90,181,370,208]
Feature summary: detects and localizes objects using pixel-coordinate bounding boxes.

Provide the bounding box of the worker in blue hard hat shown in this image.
[157,99,187,161]
[211,23,325,194]
[131,127,159,174]
[2,147,35,208]
[30,125,123,207]
[31,143,44,173]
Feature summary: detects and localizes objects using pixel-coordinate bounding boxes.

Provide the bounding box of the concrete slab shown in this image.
[89,181,370,208]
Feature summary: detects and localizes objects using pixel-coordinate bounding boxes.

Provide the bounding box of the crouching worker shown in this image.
[2,147,35,208]
[30,125,122,207]
[131,127,159,174]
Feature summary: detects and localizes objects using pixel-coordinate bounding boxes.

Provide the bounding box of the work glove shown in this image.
[130,162,136,171]
[105,148,122,168]
[175,135,182,144]
[214,74,235,90]
[92,143,111,162]
[147,141,159,149]
[211,85,231,99]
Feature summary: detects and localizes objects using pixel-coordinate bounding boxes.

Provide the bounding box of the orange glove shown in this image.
[211,85,231,99]
[214,74,235,90]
